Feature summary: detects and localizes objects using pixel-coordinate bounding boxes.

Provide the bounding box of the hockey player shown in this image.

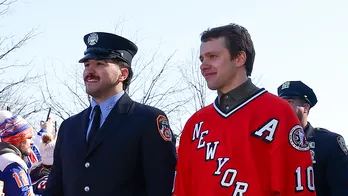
[173,23,316,195]
[0,110,35,196]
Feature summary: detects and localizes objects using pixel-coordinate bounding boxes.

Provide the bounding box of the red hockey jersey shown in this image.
[174,89,316,196]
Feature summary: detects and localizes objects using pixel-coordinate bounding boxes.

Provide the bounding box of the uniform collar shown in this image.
[89,91,125,120]
[304,122,315,139]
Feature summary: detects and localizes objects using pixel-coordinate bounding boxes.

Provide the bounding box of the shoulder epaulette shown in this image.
[315,127,330,132]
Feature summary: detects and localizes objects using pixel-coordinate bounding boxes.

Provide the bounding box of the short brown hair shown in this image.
[201,23,255,76]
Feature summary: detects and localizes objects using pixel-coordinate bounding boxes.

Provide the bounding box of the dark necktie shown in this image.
[87,105,101,147]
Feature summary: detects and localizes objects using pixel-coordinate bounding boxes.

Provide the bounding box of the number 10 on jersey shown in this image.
[295,166,315,192]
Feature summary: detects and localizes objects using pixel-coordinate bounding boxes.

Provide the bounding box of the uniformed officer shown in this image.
[278,80,348,196]
[44,32,177,196]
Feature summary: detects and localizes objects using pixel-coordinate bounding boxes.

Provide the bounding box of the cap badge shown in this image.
[87,33,99,46]
[281,81,290,90]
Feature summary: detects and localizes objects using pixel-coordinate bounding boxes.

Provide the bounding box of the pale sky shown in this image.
[2,0,348,139]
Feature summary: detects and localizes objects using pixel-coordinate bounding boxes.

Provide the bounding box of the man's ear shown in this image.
[304,103,311,114]
[119,68,129,82]
[235,51,247,68]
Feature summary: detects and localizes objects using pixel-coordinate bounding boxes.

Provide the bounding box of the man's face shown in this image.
[18,137,33,156]
[284,98,309,122]
[83,59,128,101]
[199,37,241,93]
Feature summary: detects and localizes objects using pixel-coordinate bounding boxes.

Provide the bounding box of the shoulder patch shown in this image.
[156,115,172,142]
[337,136,348,155]
[289,125,309,151]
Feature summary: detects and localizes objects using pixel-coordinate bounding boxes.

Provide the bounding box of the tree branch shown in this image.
[0,29,38,61]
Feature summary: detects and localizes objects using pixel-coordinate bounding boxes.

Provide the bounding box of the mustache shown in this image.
[84,74,99,81]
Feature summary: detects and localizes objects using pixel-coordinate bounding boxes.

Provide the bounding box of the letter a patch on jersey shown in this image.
[156,115,172,142]
[251,118,279,143]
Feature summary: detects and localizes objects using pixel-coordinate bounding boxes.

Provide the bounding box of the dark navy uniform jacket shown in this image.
[305,122,348,196]
[43,93,177,196]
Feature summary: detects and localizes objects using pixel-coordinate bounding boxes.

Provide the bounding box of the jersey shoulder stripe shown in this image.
[0,153,28,172]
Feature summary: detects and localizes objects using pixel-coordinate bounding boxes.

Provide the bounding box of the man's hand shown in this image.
[40,117,53,134]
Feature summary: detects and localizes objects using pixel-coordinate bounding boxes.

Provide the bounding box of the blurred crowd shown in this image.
[0,110,56,195]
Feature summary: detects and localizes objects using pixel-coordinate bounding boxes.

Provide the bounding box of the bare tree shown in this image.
[0,0,42,124]
[40,64,89,121]
[251,74,263,87]
[0,0,15,16]
[130,49,189,114]
[179,49,208,112]
[173,49,211,139]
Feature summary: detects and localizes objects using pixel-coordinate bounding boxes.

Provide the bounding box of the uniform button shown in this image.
[84,186,90,192]
[225,106,230,110]
[85,162,90,168]
[225,95,229,99]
